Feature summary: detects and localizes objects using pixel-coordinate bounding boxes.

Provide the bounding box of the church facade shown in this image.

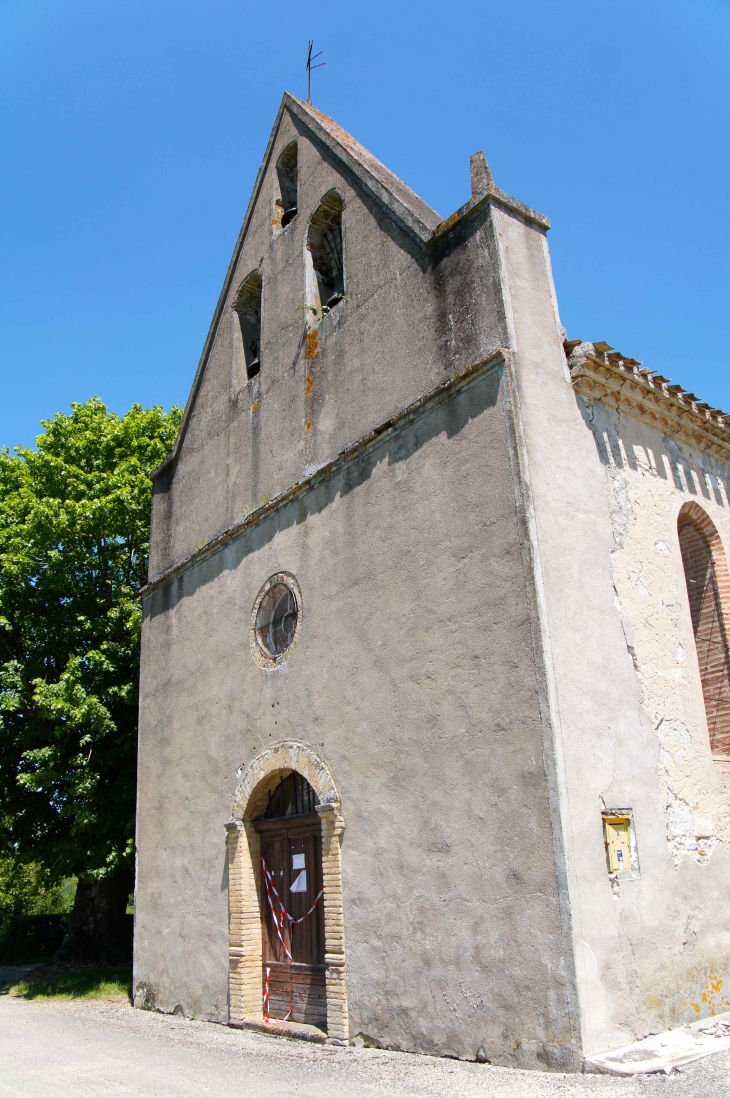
[134,93,730,1070]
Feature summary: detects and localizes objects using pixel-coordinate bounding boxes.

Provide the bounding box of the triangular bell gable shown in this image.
[154,93,442,478]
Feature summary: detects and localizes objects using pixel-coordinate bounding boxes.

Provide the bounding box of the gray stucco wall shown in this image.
[139,94,730,1069]
[135,363,578,1069]
[148,107,508,581]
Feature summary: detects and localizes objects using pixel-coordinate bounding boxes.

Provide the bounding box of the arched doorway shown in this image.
[257,771,326,1025]
[226,741,348,1039]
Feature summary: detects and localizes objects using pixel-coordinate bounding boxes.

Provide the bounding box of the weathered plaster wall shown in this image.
[581,398,730,861]
[139,89,730,1067]
[494,199,730,1057]
[135,365,578,1070]
[149,107,508,580]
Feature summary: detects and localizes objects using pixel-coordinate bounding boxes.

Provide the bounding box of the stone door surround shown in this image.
[226,741,348,1041]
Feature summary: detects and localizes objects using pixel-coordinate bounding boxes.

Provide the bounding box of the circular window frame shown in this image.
[249,572,302,669]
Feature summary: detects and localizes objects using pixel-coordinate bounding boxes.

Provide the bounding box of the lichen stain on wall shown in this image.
[580,396,730,865]
[672,966,730,1021]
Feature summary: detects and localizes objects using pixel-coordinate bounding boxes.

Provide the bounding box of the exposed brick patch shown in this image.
[678,502,730,758]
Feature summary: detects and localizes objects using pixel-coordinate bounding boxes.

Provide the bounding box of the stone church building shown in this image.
[134,93,730,1070]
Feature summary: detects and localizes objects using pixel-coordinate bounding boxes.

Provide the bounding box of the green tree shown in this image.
[0,857,74,921]
[0,398,181,961]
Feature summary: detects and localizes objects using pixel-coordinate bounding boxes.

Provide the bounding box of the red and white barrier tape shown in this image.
[263,965,271,1022]
[261,859,324,928]
[261,860,293,962]
[260,857,324,1022]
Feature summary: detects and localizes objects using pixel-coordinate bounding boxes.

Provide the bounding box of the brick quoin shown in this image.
[678,502,730,758]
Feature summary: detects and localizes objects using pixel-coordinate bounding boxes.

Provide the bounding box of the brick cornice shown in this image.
[568,342,730,463]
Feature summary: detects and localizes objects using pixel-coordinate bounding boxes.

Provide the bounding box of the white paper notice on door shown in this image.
[290,870,307,893]
[292,854,305,870]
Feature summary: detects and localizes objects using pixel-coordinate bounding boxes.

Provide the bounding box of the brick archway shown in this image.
[225,741,348,1040]
[677,502,730,758]
[678,501,729,557]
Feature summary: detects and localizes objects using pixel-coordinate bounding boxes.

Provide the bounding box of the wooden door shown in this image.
[256,812,326,1028]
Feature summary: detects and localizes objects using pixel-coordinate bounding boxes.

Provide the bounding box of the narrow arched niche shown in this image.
[306,191,344,319]
[275,142,298,231]
[678,501,730,758]
[233,271,262,381]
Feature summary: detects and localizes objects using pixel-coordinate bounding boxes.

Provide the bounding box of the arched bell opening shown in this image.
[305,191,344,320]
[233,271,262,381]
[275,141,299,231]
[226,742,348,1040]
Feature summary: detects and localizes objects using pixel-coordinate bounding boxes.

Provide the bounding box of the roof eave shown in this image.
[570,346,730,463]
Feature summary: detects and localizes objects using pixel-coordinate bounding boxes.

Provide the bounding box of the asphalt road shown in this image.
[1,996,730,1098]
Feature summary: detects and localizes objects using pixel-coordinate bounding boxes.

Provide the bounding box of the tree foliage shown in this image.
[0,857,74,920]
[0,399,181,890]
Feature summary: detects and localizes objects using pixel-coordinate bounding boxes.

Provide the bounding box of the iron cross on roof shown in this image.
[306,41,325,104]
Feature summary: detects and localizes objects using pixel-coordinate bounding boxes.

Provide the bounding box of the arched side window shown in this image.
[306,191,344,317]
[678,502,730,758]
[233,270,262,380]
[275,141,298,230]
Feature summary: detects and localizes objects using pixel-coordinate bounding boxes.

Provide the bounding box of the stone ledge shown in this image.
[585,1011,730,1075]
[430,184,550,239]
[235,1017,327,1043]
[141,350,507,598]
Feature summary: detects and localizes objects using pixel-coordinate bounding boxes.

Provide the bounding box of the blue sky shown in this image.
[1,0,728,450]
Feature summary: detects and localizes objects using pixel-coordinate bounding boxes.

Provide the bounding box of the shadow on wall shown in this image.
[576,392,730,509]
[291,113,432,275]
[431,203,508,377]
[146,364,503,621]
[291,113,510,377]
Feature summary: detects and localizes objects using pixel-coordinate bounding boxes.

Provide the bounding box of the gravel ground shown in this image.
[1,996,729,1098]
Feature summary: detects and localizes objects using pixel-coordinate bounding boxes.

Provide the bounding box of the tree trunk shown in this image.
[54,865,133,965]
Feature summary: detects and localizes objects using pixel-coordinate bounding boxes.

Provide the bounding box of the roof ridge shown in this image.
[284,94,442,238]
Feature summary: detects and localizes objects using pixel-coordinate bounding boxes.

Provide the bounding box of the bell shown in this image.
[281,206,298,228]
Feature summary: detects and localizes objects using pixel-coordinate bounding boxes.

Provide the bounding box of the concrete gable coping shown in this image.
[150,96,548,482]
[152,95,294,480]
[569,341,730,462]
[141,349,507,597]
[430,184,550,240]
[151,94,445,480]
[287,96,442,241]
